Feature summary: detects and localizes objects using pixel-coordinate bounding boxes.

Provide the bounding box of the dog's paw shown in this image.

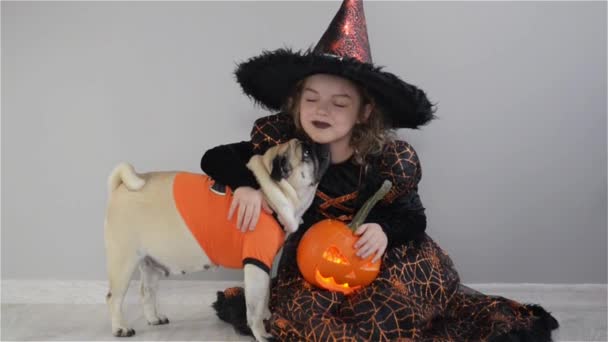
[277,214,298,234]
[112,327,136,337]
[147,314,169,325]
[286,225,298,234]
[260,330,274,342]
[251,324,273,342]
[282,220,298,234]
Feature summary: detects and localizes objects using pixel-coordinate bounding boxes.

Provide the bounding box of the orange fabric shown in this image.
[172,172,285,270]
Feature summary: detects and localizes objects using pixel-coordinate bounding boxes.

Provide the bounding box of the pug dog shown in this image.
[104,139,330,342]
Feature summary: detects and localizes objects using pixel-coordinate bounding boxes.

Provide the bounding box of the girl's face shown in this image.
[298,74,371,146]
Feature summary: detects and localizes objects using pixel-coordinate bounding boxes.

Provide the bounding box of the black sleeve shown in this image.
[250,112,297,154]
[200,141,260,190]
[365,189,427,248]
[199,113,295,190]
[363,140,427,248]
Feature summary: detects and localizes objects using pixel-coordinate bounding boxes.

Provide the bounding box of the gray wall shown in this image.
[2,1,606,284]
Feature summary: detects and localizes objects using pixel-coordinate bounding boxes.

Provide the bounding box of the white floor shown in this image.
[2,280,606,341]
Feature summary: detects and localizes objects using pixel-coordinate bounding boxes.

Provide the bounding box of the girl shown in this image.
[201,1,559,340]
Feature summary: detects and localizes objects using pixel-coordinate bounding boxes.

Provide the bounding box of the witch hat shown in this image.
[235,0,435,129]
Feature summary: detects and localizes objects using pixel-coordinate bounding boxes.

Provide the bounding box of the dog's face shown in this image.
[269,139,330,190]
[248,138,330,233]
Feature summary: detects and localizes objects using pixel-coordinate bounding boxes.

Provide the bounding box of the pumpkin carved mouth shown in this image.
[309,246,380,295]
[314,268,360,295]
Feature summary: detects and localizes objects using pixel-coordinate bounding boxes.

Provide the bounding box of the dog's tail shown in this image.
[108,162,146,193]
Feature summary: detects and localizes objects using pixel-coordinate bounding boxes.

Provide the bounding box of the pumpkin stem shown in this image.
[348,180,392,231]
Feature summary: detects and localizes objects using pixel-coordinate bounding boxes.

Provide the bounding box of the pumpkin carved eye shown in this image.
[322,246,350,265]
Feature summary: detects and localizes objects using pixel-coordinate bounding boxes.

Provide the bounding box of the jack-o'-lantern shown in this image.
[297,180,392,295]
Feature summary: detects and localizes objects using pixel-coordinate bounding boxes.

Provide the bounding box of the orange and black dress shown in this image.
[201,113,559,341]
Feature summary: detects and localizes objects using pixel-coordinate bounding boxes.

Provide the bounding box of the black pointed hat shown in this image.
[235,0,435,129]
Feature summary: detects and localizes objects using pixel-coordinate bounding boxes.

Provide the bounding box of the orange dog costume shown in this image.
[172,172,285,272]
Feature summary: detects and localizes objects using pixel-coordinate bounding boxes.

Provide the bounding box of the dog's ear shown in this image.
[270,154,290,182]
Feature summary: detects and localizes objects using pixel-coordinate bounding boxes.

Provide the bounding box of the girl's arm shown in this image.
[365,189,427,249]
[249,112,296,154]
[200,141,260,190]
[200,112,296,190]
[363,140,427,248]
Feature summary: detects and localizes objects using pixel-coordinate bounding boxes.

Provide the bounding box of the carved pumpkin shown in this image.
[297,180,392,295]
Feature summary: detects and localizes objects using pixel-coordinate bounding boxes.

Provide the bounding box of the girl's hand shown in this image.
[228,187,273,232]
[353,223,388,263]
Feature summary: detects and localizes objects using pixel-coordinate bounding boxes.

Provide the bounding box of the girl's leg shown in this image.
[269,235,462,341]
[337,235,461,340]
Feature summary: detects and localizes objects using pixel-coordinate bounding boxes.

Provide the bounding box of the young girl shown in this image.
[201,1,559,340]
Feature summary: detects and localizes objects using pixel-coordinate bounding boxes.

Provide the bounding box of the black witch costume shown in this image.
[202,1,559,340]
[203,113,558,341]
